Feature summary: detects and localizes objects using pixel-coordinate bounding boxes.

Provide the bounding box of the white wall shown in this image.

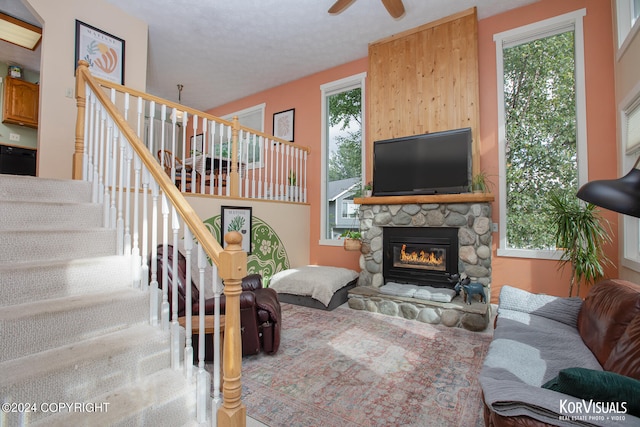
[25,0,148,178]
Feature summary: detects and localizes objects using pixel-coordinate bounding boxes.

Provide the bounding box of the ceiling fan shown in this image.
[328,0,405,19]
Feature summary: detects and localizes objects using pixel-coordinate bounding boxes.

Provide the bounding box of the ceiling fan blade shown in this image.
[328,0,356,14]
[381,0,405,18]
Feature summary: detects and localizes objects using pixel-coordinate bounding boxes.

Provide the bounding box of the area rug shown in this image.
[234,303,492,427]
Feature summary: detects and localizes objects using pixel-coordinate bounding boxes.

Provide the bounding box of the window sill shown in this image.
[622,257,640,273]
[497,248,564,260]
[319,239,344,247]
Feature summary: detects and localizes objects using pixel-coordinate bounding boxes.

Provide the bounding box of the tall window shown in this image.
[621,88,640,272]
[616,0,640,50]
[320,73,366,243]
[495,10,587,258]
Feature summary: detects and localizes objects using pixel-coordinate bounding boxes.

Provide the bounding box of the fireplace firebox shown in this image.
[383,227,458,288]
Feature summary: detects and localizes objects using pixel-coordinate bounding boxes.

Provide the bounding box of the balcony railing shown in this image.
[74,70,309,202]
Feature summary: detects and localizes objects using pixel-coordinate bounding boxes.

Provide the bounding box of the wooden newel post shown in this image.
[73,60,89,180]
[217,231,247,427]
[229,116,240,197]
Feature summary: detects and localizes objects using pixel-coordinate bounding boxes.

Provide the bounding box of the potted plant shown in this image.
[549,191,612,297]
[288,170,297,197]
[364,181,373,197]
[340,230,362,251]
[471,171,492,193]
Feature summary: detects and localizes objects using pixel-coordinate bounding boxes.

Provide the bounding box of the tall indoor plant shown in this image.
[549,191,612,297]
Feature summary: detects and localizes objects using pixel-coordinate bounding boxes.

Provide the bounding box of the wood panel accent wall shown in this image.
[368,7,481,174]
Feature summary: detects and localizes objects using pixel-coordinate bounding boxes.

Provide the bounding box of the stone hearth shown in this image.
[348,286,491,332]
[349,193,494,332]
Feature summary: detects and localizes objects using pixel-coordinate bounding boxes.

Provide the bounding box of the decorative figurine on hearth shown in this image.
[447,273,486,304]
[459,282,486,305]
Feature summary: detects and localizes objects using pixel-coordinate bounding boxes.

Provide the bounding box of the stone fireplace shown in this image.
[348,193,494,332]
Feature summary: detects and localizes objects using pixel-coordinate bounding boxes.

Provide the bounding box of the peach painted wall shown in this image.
[478,0,618,301]
[208,0,619,300]
[207,58,368,269]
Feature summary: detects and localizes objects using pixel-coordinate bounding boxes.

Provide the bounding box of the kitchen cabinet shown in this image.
[2,76,39,128]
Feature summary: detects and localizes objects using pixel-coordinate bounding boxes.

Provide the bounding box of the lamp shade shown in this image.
[576,168,640,218]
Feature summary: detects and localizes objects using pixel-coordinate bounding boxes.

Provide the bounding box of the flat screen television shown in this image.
[372,127,472,196]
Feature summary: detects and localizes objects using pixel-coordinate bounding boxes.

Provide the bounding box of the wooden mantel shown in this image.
[354,192,494,205]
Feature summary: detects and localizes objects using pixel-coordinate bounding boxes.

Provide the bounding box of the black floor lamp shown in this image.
[576,159,640,218]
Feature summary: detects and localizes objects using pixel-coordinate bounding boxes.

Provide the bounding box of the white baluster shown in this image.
[161,194,170,332]
[132,151,142,289]
[258,136,264,199]
[196,244,211,424]
[171,207,181,370]
[82,84,91,182]
[140,140,150,290]
[149,181,160,326]
[225,124,231,196]
[148,101,156,157]
[109,119,118,230]
[303,150,308,202]
[296,147,302,202]
[211,262,223,418]
[269,139,275,200]
[116,129,126,255]
[183,228,193,379]
[123,145,133,255]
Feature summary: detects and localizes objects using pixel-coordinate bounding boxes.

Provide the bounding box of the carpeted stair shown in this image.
[0,174,197,426]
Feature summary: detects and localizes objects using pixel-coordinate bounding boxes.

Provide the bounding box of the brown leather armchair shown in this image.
[152,244,281,357]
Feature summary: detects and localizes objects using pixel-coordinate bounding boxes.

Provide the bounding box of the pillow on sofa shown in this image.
[498,285,583,328]
[542,367,640,416]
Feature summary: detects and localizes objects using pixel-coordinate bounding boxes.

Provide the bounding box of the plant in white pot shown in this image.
[549,191,612,297]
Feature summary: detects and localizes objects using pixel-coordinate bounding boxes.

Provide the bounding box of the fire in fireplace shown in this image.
[384,227,458,288]
[398,244,446,270]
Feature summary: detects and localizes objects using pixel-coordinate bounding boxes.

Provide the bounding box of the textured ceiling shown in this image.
[1,0,538,111]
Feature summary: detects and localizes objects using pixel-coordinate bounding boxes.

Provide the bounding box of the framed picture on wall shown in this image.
[273,108,295,142]
[220,206,252,254]
[75,20,125,84]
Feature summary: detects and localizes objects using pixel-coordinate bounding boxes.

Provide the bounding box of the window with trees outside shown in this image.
[320,73,366,243]
[621,88,640,272]
[495,10,587,258]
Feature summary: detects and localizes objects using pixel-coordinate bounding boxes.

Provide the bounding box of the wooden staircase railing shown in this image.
[73,60,246,426]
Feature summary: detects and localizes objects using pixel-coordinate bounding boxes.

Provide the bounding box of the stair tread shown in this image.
[32,368,196,427]
[0,288,144,320]
[0,324,168,385]
[0,255,135,306]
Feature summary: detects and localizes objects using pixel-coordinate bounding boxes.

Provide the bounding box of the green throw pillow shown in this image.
[542,367,640,417]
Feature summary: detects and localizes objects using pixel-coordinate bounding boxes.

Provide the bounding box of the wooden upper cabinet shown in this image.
[3,76,39,129]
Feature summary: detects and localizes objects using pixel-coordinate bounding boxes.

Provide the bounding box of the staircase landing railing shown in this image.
[74,61,246,426]
[74,69,310,202]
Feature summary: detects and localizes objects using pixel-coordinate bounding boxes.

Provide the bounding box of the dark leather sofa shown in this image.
[153,244,281,357]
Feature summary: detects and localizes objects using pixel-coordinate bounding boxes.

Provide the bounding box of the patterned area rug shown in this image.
[238,303,492,426]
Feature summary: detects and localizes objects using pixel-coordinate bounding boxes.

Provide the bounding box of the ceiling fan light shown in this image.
[0,12,42,51]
